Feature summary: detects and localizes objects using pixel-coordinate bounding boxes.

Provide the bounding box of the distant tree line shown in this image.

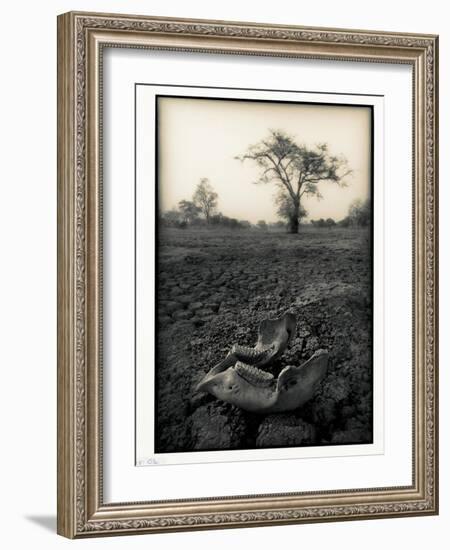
[161,176,370,231]
[161,178,254,230]
[310,218,337,228]
[339,198,371,227]
[309,199,371,228]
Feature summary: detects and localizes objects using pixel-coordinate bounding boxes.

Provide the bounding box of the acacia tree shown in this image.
[236,130,352,233]
[193,178,218,224]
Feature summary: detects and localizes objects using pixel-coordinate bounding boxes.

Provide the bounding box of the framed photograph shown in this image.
[57,11,439,538]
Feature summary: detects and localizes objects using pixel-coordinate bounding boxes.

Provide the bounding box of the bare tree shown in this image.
[236,129,352,233]
[193,178,218,224]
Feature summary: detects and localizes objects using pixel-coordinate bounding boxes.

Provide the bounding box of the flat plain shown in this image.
[155,226,373,453]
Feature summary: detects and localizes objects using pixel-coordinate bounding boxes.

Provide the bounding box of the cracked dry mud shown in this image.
[155,226,373,453]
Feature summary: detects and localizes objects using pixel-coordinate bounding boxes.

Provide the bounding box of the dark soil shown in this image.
[155,226,373,453]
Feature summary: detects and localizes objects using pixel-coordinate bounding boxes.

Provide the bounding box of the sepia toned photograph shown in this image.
[154,95,373,455]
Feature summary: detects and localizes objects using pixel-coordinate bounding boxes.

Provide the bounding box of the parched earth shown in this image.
[155,226,373,453]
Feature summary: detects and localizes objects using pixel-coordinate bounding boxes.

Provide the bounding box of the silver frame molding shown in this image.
[57,11,438,538]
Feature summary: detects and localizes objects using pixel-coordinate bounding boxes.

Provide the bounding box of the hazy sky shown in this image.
[157,97,371,223]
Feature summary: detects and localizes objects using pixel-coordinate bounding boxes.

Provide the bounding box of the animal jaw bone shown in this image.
[196,349,329,413]
[196,312,297,384]
[243,312,296,365]
[195,312,328,413]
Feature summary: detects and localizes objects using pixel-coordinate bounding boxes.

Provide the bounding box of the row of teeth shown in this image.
[232,344,273,361]
[234,361,274,387]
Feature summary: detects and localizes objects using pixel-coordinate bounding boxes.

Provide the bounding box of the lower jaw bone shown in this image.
[197,350,329,413]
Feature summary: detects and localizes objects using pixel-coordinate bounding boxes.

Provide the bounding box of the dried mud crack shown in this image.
[155,227,372,453]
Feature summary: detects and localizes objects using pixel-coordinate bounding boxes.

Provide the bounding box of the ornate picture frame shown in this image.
[57,11,438,538]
